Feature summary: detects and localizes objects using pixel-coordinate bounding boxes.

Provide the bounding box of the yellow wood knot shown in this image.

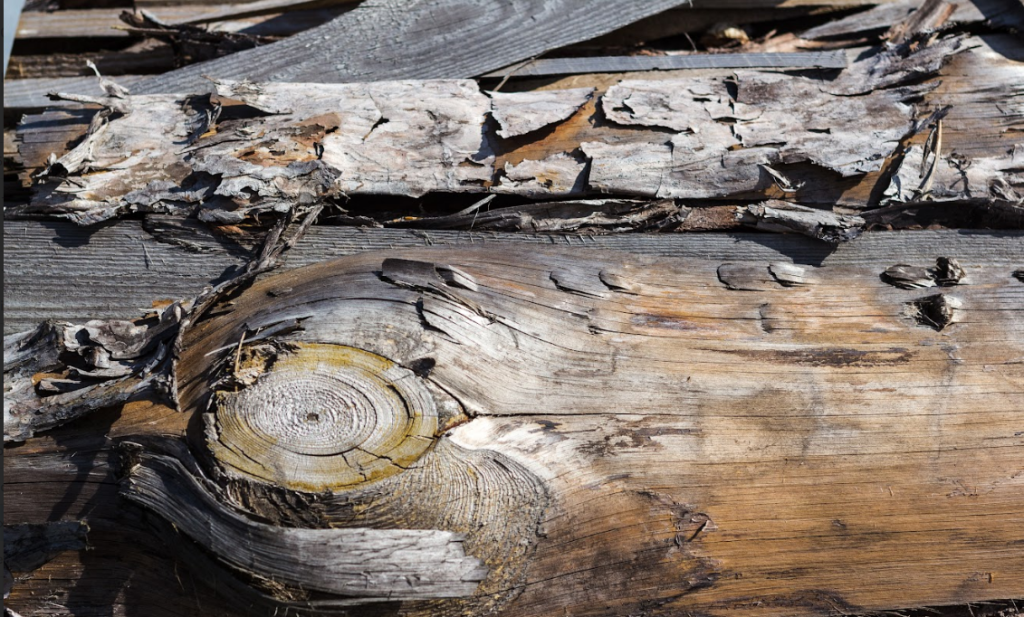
[208,343,438,492]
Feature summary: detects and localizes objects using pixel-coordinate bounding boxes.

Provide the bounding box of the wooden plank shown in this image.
[2,49,846,110]
[5,40,175,79]
[124,0,695,94]
[5,235,1023,616]
[4,75,145,110]
[12,4,354,40]
[480,51,848,78]
[4,220,1022,334]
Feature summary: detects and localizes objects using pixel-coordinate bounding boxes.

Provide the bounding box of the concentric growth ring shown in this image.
[208,344,439,492]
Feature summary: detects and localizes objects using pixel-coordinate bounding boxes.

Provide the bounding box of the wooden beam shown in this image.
[12,4,354,40]
[124,0,695,94]
[5,219,1022,333]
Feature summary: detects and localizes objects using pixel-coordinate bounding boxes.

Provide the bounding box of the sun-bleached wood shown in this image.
[5,239,1022,616]
[17,34,1021,227]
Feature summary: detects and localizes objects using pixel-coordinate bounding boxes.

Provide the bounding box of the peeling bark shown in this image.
[489,88,594,139]
[3,303,183,443]
[16,32,995,226]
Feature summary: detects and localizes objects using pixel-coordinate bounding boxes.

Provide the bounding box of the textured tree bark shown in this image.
[13,33,1020,225]
[5,242,1023,616]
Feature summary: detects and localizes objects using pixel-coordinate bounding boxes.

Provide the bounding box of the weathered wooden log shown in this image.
[4,239,1023,616]
[12,33,1022,229]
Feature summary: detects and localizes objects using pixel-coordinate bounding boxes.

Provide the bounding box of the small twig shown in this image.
[233,330,247,378]
[916,119,943,200]
[451,194,496,218]
[491,54,542,92]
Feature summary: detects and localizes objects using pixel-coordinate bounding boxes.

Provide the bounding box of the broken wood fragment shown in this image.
[882,256,965,289]
[737,200,865,243]
[489,88,594,138]
[4,303,183,443]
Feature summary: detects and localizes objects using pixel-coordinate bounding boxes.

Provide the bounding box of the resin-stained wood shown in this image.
[5,242,1023,616]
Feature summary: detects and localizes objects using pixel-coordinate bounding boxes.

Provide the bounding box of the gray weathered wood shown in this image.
[5,220,1023,334]
[4,76,146,111]
[126,0,692,94]
[480,51,848,78]
[124,450,486,602]
[800,0,1024,39]
[11,4,351,40]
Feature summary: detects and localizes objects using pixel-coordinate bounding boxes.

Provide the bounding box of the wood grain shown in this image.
[5,239,1023,615]
[6,219,1022,334]
[126,0,691,94]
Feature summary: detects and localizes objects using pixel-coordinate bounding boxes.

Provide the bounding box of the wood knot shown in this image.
[207,343,438,492]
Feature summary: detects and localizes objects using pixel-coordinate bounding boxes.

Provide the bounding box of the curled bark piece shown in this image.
[736,201,865,243]
[122,448,487,603]
[909,293,963,330]
[489,88,593,139]
[493,153,586,197]
[828,33,971,96]
[882,257,965,289]
[882,145,1023,205]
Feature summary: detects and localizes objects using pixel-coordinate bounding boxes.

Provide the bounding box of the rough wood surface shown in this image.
[7,219,1022,334]
[123,0,691,94]
[5,237,1023,616]
[19,33,1022,227]
[11,33,1020,230]
[11,4,351,40]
